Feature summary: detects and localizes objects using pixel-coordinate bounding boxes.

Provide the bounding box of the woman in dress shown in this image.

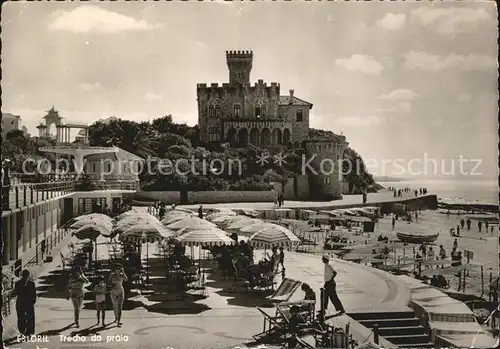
[67,266,89,327]
[108,264,128,326]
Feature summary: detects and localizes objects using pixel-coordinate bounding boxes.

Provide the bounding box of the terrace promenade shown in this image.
[181,191,438,212]
[3,238,411,349]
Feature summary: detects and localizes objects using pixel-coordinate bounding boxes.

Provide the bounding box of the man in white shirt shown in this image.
[322,255,345,314]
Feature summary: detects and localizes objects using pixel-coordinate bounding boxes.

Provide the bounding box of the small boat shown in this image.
[396,232,439,244]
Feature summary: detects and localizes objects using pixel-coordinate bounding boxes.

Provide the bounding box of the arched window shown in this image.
[324,177,330,185]
[255,105,261,118]
[261,105,267,117]
[208,105,214,118]
[215,105,220,117]
[234,104,241,118]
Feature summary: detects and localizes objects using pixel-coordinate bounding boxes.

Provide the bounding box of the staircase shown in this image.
[348,309,434,348]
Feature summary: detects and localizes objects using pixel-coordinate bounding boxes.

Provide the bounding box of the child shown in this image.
[93,276,107,325]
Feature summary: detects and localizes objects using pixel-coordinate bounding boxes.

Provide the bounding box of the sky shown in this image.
[2,1,498,178]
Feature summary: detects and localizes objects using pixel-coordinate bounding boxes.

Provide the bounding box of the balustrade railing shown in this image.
[1,181,76,211]
[2,179,139,211]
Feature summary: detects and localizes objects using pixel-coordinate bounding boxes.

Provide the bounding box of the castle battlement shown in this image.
[226,50,253,58]
[197,81,280,94]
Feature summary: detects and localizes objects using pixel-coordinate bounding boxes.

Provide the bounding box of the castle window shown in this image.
[324,177,330,185]
[215,105,220,117]
[234,104,241,118]
[209,126,220,142]
[296,109,303,122]
[261,105,267,117]
[208,105,215,117]
[255,105,261,118]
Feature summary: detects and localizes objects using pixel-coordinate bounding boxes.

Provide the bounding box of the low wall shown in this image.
[134,191,275,204]
[283,194,439,214]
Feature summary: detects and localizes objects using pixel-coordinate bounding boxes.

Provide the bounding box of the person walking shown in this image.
[13,269,37,336]
[439,245,447,268]
[479,221,483,232]
[67,266,89,327]
[391,216,396,231]
[108,264,128,326]
[198,205,203,219]
[453,238,458,250]
[427,246,435,268]
[321,255,345,315]
[278,246,285,272]
[460,218,465,230]
[466,218,471,231]
[93,276,107,326]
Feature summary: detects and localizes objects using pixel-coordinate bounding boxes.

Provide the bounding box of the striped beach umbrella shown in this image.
[248,226,300,249]
[175,227,236,247]
[161,212,194,225]
[119,222,171,243]
[165,217,216,231]
[119,222,174,281]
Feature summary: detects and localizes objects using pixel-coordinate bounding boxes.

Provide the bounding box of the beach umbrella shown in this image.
[114,210,152,222]
[161,213,194,225]
[226,218,263,230]
[113,218,164,235]
[209,215,250,226]
[70,218,113,231]
[239,222,290,236]
[165,217,216,231]
[72,224,109,240]
[74,213,112,222]
[247,226,300,249]
[175,227,235,247]
[206,211,237,221]
[119,221,172,281]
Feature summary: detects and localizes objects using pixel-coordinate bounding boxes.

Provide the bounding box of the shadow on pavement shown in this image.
[204,273,274,308]
[37,323,74,336]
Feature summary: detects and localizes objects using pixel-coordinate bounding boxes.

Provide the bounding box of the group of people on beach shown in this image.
[67,263,129,328]
[12,259,130,336]
[388,186,427,198]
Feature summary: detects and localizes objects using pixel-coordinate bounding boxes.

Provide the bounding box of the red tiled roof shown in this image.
[278,96,313,107]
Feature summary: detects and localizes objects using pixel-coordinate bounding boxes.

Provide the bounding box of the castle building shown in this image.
[197,50,348,200]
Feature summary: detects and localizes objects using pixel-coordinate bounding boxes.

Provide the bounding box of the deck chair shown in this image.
[253,278,303,342]
[60,252,73,270]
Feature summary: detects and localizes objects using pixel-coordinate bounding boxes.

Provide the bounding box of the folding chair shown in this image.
[253,278,303,342]
[60,252,73,270]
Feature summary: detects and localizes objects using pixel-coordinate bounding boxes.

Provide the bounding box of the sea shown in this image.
[378,178,499,206]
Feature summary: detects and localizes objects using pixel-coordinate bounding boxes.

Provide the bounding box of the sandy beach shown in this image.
[294,210,500,298]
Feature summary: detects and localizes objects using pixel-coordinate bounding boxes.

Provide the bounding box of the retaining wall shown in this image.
[135,190,275,204]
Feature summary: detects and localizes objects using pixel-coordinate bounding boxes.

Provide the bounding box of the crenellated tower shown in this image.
[226,50,253,85]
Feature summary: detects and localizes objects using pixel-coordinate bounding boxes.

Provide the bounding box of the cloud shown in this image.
[412,7,490,34]
[334,115,381,127]
[335,55,383,75]
[404,51,497,71]
[379,89,419,101]
[144,93,163,103]
[48,6,159,34]
[79,83,103,91]
[377,13,406,30]
[458,93,472,103]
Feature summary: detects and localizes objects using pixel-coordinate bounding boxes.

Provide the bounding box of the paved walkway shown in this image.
[181,191,428,210]
[3,238,411,349]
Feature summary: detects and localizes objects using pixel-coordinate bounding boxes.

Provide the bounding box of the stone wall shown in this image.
[283,175,310,200]
[135,190,275,204]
